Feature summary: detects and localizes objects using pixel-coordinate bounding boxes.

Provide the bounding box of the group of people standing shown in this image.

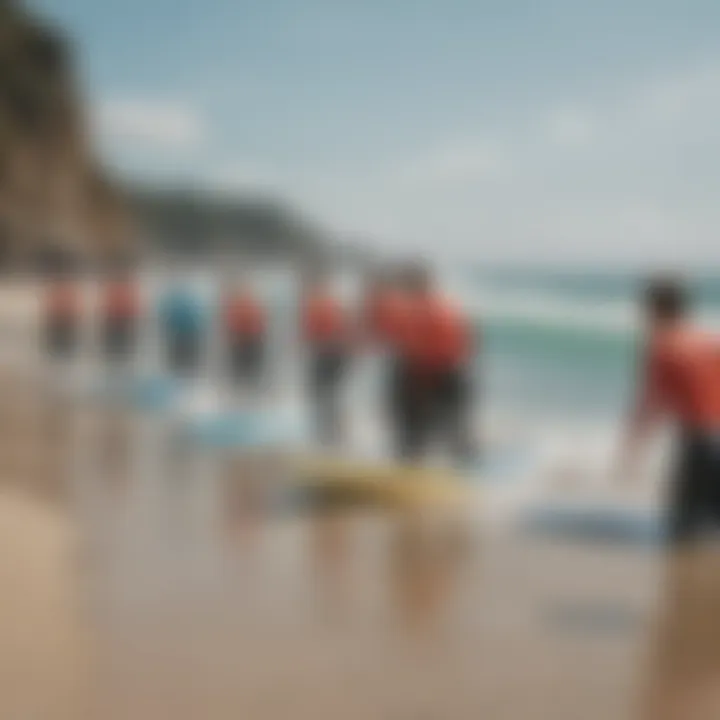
[42,260,477,464]
[301,262,476,461]
[40,260,720,545]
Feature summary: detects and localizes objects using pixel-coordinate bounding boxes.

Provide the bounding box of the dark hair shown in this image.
[644,275,688,321]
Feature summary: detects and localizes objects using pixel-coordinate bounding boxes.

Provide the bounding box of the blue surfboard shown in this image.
[522,504,665,546]
[184,409,307,449]
[88,372,184,412]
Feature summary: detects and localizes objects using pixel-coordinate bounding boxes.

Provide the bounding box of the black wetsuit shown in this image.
[669,430,720,544]
[45,318,78,359]
[309,347,348,447]
[103,317,137,362]
[390,359,474,462]
[228,336,265,389]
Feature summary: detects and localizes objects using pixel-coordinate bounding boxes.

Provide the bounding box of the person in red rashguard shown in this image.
[620,275,720,545]
[101,262,141,363]
[360,269,408,349]
[222,279,267,392]
[300,269,351,447]
[43,263,82,361]
[389,263,477,463]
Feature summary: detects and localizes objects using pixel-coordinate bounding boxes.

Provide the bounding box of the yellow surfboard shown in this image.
[295,455,471,509]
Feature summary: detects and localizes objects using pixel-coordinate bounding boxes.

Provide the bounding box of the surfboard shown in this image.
[127,374,184,411]
[84,372,184,412]
[289,439,542,510]
[295,456,473,509]
[521,502,665,546]
[183,407,307,450]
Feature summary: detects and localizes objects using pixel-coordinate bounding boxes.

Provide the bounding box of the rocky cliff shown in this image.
[0,0,129,268]
[0,1,343,270]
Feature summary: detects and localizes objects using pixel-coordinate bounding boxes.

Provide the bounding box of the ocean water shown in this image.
[416,266,720,486]
[460,267,720,426]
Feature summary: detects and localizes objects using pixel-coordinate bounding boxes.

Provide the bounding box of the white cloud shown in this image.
[395,139,511,187]
[321,59,720,266]
[94,99,204,150]
[191,59,720,266]
[546,106,594,147]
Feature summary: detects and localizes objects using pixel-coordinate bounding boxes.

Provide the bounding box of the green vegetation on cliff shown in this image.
[127,185,331,261]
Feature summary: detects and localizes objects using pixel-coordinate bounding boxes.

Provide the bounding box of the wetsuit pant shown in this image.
[390,361,473,462]
[228,336,265,390]
[103,317,137,363]
[45,319,78,360]
[388,359,426,461]
[309,348,347,447]
[668,430,720,545]
[166,330,202,378]
[430,367,475,460]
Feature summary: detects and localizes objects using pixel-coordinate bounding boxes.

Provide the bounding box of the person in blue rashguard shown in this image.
[158,269,208,378]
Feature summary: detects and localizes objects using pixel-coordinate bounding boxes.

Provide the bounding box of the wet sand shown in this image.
[0,286,717,719]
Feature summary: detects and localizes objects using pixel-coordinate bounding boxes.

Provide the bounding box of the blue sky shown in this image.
[30,0,720,264]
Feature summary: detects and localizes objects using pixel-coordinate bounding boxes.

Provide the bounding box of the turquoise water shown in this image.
[483,319,635,421]
[467,268,720,422]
